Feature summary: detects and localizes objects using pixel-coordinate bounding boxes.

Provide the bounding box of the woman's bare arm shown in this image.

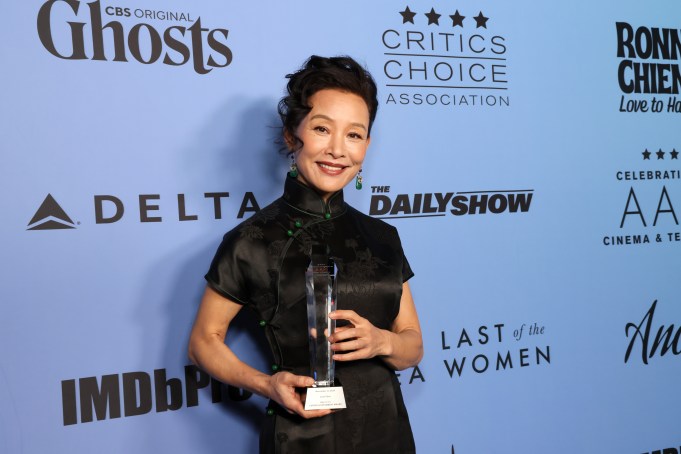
[329,282,423,370]
[188,286,331,418]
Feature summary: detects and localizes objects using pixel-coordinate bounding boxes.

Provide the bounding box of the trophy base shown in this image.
[304,386,346,410]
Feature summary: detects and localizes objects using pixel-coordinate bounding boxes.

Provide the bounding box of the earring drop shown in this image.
[288,157,298,178]
[355,169,363,190]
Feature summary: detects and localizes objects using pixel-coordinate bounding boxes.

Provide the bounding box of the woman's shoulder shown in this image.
[344,204,400,236]
[217,197,286,245]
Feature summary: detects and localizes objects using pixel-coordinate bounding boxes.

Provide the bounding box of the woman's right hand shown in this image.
[267,371,332,419]
[189,288,332,419]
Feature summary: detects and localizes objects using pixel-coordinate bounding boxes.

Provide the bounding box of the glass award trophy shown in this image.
[303,251,346,410]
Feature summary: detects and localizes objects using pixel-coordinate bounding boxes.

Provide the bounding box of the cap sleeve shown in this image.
[204,229,252,305]
[402,252,414,283]
[389,224,414,283]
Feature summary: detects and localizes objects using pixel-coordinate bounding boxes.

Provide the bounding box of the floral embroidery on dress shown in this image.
[343,246,387,297]
[306,221,335,239]
[257,204,280,222]
[276,432,289,444]
[268,239,287,257]
[240,223,264,240]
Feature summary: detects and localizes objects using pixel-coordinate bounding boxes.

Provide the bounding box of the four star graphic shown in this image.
[474,11,489,28]
[425,8,441,25]
[450,10,465,27]
[398,7,488,27]
[399,6,416,24]
[642,148,678,160]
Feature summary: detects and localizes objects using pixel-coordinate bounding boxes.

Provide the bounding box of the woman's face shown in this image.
[288,89,371,201]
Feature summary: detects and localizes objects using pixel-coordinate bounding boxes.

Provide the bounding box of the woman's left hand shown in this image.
[328,310,390,361]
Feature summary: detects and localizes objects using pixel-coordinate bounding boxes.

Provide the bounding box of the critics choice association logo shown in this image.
[37,0,232,74]
[602,147,680,246]
[616,22,681,113]
[26,191,262,230]
[379,5,509,107]
[368,185,532,219]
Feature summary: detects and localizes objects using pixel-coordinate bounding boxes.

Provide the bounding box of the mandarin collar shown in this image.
[282,176,346,218]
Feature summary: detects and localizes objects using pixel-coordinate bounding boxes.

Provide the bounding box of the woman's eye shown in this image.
[348,132,363,140]
[313,126,328,133]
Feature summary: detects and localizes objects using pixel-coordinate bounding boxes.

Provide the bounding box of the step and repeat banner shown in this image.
[1,1,680,453]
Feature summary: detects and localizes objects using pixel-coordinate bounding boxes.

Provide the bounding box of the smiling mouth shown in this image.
[317,162,347,175]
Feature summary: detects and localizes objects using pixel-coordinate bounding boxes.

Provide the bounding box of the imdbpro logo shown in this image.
[27,194,76,230]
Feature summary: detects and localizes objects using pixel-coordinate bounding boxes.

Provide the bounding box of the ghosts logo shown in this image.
[37,0,232,74]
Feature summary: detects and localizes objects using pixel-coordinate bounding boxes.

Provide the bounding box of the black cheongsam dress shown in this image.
[205,177,416,454]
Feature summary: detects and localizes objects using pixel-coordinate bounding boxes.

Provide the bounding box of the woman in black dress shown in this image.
[189,55,423,453]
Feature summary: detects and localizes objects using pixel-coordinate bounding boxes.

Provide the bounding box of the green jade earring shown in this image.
[355,169,363,190]
[288,157,298,178]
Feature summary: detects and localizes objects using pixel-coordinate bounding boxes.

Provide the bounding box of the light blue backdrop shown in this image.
[1,1,680,453]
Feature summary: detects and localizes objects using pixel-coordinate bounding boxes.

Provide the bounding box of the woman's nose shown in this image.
[326,133,345,158]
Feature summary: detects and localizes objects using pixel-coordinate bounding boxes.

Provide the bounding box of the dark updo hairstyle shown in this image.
[278,55,378,154]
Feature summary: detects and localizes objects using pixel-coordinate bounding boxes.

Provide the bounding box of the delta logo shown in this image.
[26,191,262,230]
[26,194,77,230]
